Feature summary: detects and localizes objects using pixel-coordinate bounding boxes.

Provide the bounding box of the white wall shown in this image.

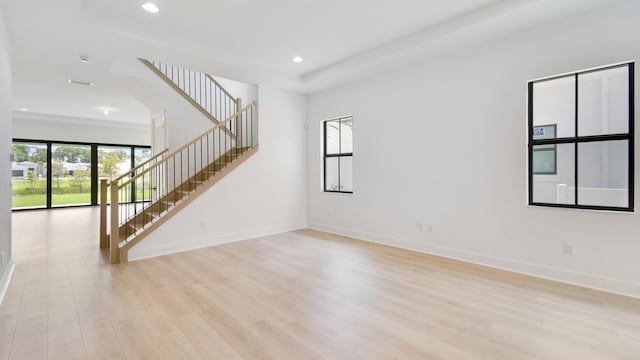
[0,10,13,302]
[212,75,258,106]
[307,1,640,298]
[129,86,307,259]
[12,113,150,146]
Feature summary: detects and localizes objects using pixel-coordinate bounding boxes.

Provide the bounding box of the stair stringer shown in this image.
[119,145,259,262]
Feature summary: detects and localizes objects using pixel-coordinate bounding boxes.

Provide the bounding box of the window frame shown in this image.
[11,138,151,211]
[323,116,353,194]
[527,62,634,212]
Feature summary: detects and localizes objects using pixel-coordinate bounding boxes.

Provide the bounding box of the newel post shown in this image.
[110,181,120,264]
[99,179,108,248]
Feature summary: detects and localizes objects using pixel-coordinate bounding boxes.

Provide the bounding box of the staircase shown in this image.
[100,60,258,263]
[140,59,241,127]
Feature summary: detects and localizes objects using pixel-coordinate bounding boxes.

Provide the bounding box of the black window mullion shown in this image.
[46,142,52,208]
[90,144,98,205]
[323,121,327,192]
[628,62,635,210]
[574,73,579,206]
[528,82,534,204]
[532,133,631,145]
[337,119,341,191]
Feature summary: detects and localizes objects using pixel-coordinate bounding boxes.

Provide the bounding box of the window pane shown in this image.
[98,146,131,180]
[98,146,132,203]
[532,143,574,204]
[578,66,629,136]
[339,156,353,192]
[325,157,339,191]
[326,120,340,154]
[532,148,556,174]
[134,148,153,202]
[11,142,47,209]
[578,140,628,207]
[51,144,92,207]
[134,147,152,166]
[533,76,575,138]
[340,117,353,153]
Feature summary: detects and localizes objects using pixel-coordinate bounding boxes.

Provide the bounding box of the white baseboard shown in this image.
[128,223,307,261]
[0,262,15,305]
[309,223,640,299]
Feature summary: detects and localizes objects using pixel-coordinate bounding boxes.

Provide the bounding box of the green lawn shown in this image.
[12,178,153,208]
[11,194,48,208]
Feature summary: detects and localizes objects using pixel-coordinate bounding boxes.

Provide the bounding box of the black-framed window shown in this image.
[324,116,353,193]
[528,62,634,211]
[11,138,151,210]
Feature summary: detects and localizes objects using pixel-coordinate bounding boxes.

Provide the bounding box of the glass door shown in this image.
[11,142,48,209]
[51,143,92,207]
[97,146,133,203]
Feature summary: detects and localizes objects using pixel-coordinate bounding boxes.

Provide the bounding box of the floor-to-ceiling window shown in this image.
[97,145,133,203]
[51,143,92,207]
[11,139,151,210]
[11,142,48,209]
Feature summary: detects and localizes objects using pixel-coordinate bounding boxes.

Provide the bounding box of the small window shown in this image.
[324,116,353,193]
[528,62,634,211]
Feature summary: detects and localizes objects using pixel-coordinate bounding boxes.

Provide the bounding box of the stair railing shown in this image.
[108,101,258,263]
[141,59,241,132]
[99,148,169,248]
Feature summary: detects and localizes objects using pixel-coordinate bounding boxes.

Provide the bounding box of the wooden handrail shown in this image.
[140,58,239,139]
[143,59,236,105]
[118,101,257,189]
[109,148,169,184]
[204,73,238,105]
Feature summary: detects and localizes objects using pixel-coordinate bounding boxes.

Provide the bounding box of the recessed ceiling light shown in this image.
[79,55,91,63]
[141,2,159,13]
[68,79,94,86]
[292,56,303,63]
[103,110,110,115]
[19,108,29,112]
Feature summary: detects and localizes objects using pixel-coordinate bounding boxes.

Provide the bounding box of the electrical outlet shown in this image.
[418,223,435,233]
[562,243,575,256]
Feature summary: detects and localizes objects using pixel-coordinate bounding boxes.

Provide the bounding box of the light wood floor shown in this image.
[2,208,640,359]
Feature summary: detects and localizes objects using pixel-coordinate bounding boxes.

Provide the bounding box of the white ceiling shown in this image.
[0,0,620,123]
